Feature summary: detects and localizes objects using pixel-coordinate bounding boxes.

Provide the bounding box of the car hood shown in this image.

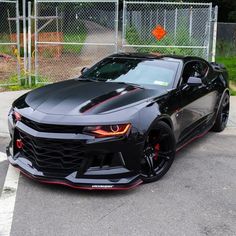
[21,79,166,115]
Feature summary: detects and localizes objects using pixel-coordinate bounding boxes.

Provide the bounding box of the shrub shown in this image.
[3,74,49,91]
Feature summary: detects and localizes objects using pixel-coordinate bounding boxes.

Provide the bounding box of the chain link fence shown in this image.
[0,0,20,88]
[34,0,119,84]
[1,0,231,89]
[122,1,216,60]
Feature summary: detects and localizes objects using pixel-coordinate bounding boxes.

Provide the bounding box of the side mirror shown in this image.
[187,77,203,86]
[81,67,89,75]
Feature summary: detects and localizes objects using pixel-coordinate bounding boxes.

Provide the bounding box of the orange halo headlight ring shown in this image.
[84,124,131,138]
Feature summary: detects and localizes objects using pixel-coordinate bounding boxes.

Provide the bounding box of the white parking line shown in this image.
[0,152,20,236]
[0,152,7,163]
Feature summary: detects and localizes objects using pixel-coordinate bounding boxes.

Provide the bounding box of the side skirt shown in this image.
[176,128,210,152]
[176,120,214,152]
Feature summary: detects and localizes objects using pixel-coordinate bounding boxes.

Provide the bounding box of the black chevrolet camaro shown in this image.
[7,53,230,190]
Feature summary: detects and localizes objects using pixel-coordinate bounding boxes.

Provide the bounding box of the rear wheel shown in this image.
[212,93,230,132]
[141,121,176,183]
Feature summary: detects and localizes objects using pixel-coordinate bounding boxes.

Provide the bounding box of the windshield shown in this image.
[81,58,179,88]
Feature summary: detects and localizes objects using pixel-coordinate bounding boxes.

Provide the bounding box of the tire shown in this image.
[212,93,230,132]
[140,121,176,183]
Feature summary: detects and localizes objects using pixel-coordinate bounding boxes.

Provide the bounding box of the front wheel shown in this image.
[141,121,176,183]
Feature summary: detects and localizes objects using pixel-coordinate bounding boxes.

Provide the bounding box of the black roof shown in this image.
[108,52,207,63]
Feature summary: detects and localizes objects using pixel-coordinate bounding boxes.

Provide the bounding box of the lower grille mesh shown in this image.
[16,129,124,176]
[19,131,86,173]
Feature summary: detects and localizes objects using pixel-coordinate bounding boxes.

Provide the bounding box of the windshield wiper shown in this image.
[76,78,98,82]
[77,77,110,82]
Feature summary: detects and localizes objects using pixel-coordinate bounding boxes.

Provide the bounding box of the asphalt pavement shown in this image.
[0,90,236,236]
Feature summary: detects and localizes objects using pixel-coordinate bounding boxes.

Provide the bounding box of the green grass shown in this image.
[230,88,236,96]
[2,74,49,91]
[63,21,87,54]
[216,41,236,57]
[216,57,236,82]
[216,57,236,96]
[0,44,12,55]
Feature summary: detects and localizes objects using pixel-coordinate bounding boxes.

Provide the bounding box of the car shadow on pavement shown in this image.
[17,130,231,197]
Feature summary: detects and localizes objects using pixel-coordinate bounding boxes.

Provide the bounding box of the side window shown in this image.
[200,62,212,83]
[182,61,209,84]
[197,61,209,80]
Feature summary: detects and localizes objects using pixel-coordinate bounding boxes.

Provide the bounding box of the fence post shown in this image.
[16,0,21,84]
[115,0,119,52]
[55,7,59,57]
[34,0,38,84]
[212,6,218,62]
[189,6,193,43]
[28,1,32,87]
[122,0,127,51]
[22,0,27,82]
[206,3,213,60]
[174,8,178,44]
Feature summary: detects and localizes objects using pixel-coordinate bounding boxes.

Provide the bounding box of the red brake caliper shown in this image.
[154,143,160,161]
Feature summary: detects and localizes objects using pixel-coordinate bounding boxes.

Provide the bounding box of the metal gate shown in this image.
[122,1,218,61]
[33,0,119,84]
[0,0,219,88]
[0,0,20,87]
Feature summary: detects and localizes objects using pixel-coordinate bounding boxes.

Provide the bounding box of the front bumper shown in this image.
[6,145,143,190]
[7,117,144,190]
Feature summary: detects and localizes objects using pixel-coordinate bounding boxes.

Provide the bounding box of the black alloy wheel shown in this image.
[212,93,230,132]
[141,121,176,183]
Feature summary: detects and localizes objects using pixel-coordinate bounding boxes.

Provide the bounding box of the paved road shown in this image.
[0,91,236,236]
[79,20,135,68]
[79,21,118,67]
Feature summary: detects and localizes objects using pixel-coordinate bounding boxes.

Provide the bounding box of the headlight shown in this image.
[12,110,22,123]
[83,124,131,138]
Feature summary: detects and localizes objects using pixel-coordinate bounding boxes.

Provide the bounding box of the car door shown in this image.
[177,60,215,143]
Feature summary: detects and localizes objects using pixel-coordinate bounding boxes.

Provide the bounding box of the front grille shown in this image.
[16,130,124,176]
[18,131,86,175]
[21,116,84,133]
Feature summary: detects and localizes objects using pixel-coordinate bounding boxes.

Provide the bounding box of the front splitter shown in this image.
[19,170,143,190]
[6,147,143,191]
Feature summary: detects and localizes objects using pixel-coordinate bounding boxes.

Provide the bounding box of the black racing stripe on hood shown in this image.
[80,86,140,113]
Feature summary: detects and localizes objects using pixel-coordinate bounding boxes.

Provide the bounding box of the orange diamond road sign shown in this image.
[152,25,167,41]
